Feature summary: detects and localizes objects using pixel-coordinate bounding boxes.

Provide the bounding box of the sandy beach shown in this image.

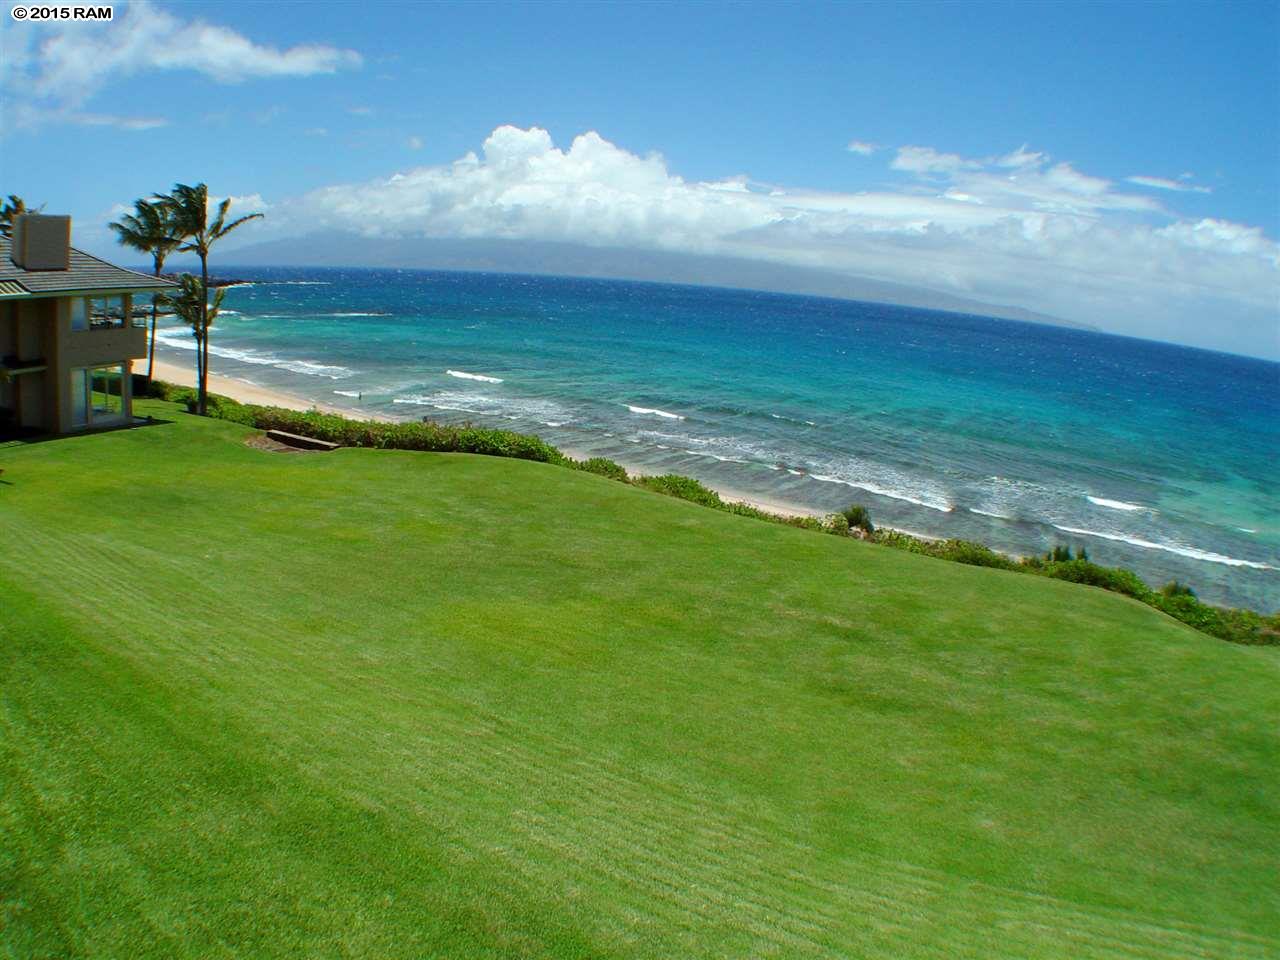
[142,355,821,520]
[142,357,390,420]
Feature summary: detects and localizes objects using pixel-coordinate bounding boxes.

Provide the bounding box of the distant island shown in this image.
[212,234,1095,332]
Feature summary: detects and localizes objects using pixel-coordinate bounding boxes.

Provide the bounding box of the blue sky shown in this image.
[2,0,1277,356]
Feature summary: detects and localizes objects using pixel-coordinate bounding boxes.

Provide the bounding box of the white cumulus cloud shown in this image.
[234,126,1280,357]
[891,145,984,175]
[1,0,361,129]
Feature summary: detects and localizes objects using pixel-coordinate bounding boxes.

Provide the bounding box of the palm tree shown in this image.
[155,274,227,402]
[1,195,43,237]
[109,199,181,389]
[158,184,262,415]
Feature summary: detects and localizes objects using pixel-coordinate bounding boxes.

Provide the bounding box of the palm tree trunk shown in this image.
[147,255,163,389]
[147,309,157,388]
[199,253,210,415]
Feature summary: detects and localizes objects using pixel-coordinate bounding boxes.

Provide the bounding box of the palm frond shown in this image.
[155,273,209,333]
[209,197,232,236]
[108,197,182,265]
[212,212,265,240]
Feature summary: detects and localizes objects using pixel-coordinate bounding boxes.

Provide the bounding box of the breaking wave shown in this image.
[153,328,356,379]
[393,391,570,424]
[1051,525,1276,570]
[447,370,504,383]
[969,507,1012,519]
[627,405,685,420]
[810,473,953,513]
[1087,496,1150,513]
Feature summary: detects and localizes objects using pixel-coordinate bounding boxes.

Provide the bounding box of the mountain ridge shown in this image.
[209,234,1094,331]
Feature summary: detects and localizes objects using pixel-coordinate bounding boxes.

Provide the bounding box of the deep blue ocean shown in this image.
[150,267,1280,611]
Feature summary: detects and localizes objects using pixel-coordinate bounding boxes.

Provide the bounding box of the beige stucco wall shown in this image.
[0,294,142,433]
[4,299,59,432]
[63,325,147,368]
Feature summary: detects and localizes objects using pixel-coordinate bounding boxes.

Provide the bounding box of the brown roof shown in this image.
[0,235,177,298]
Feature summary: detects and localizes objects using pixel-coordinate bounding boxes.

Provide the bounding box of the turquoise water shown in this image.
[150,267,1280,610]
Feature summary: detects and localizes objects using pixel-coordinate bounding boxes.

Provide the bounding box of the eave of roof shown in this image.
[0,235,179,298]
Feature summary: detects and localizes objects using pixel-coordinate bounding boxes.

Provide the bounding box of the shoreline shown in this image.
[557,444,825,521]
[143,354,822,519]
[142,357,393,421]
[140,354,1269,612]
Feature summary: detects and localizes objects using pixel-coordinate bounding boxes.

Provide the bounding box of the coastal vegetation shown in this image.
[109,183,263,415]
[154,275,229,397]
[2,395,1277,958]
[108,198,183,387]
[147,379,1280,646]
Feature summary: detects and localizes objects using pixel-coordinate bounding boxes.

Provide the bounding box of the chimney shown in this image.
[10,214,72,271]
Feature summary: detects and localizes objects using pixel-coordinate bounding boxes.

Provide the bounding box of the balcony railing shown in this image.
[0,355,48,377]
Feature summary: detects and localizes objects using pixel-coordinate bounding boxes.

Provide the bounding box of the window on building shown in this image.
[87,296,126,329]
[70,298,87,332]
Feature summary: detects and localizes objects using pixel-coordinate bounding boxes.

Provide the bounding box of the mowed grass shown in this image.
[2,400,1277,959]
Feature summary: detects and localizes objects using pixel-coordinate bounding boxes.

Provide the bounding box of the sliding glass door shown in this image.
[69,364,126,429]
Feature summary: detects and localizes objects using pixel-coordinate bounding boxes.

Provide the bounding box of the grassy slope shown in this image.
[2,400,1277,959]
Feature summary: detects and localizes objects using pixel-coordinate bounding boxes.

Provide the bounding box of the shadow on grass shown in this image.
[0,415,174,449]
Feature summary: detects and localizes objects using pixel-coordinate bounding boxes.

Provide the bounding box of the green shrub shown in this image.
[822,513,851,536]
[870,529,933,555]
[1161,580,1196,598]
[870,530,1017,570]
[178,386,567,465]
[574,457,629,482]
[724,501,823,531]
[1148,593,1279,645]
[635,474,724,508]
[932,538,1020,571]
[1035,559,1151,600]
[840,503,874,534]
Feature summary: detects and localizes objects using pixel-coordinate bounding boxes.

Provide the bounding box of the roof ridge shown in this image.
[0,232,177,295]
[69,243,165,283]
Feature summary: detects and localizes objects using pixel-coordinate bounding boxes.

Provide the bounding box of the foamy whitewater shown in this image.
[148,268,1280,610]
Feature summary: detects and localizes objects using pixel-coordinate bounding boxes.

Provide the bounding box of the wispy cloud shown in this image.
[407,136,424,150]
[1,0,361,129]
[348,106,375,117]
[846,140,879,156]
[73,113,169,131]
[1126,174,1212,194]
[995,145,1046,169]
[891,145,983,175]
[247,126,1277,355]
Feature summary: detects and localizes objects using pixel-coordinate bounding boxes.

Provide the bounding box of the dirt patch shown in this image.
[245,434,318,454]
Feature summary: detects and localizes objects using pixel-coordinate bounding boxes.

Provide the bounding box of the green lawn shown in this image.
[2,400,1277,959]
